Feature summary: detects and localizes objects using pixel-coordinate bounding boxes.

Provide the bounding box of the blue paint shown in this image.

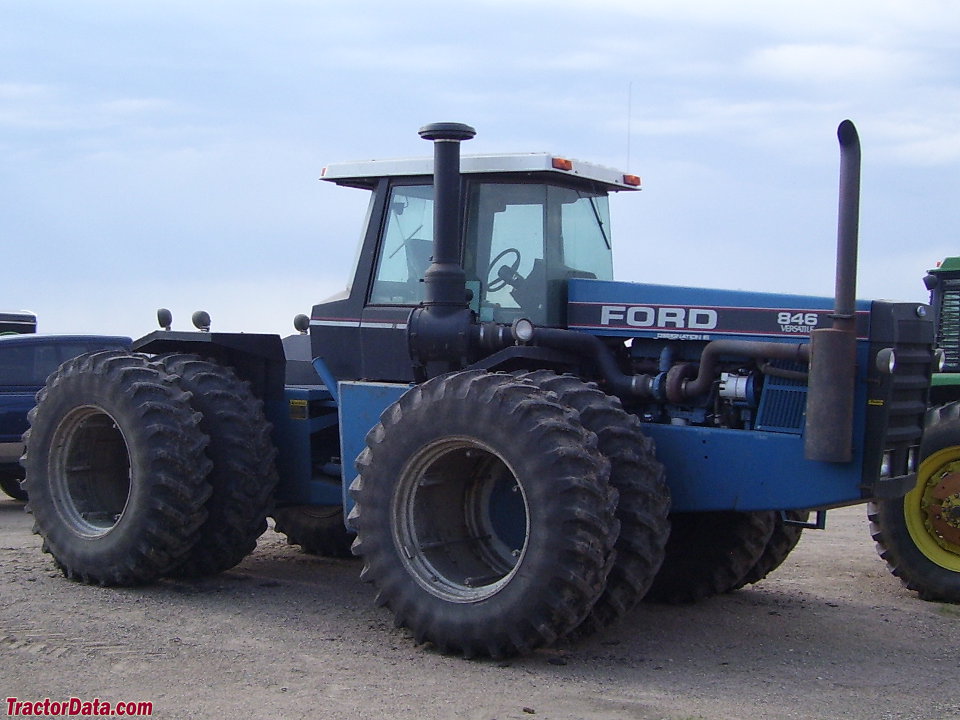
[338,381,412,514]
[644,423,865,511]
[273,385,341,505]
[312,357,341,406]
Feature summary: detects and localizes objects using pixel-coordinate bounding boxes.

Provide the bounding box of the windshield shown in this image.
[465,182,613,326]
[366,179,615,326]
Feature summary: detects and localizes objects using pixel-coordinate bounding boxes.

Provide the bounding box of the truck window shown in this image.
[0,345,58,385]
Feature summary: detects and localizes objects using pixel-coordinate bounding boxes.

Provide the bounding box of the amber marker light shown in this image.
[551,157,573,171]
[623,174,641,187]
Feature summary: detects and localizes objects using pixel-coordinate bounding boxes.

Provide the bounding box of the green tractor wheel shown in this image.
[870,402,960,602]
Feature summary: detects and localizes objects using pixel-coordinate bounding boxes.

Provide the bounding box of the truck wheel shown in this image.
[0,467,27,501]
[869,402,960,602]
[516,371,670,637]
[21,351,212,586]
[155,355,278,577]
[273,505,354,557]
[734,510,808,589]
[644,510,775,604]
[349,370,617,658]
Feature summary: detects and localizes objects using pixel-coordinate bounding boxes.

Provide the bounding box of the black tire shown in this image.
[349,370,618,658]
[515,371,670,637]
[644,510,775,604]
[734,510,808,589]
[155,355,278,578]
[869,402,960,602]
[273,505,354,557]
[0,466,27,501]
[22,351,212,586]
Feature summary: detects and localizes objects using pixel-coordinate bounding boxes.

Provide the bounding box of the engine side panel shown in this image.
[642,423,864,511]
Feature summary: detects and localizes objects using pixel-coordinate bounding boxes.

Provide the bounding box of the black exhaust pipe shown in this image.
[804,120,861,462]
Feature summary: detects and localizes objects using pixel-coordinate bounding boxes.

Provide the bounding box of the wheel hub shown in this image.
[925,470,960,547]
[393,437,529,603]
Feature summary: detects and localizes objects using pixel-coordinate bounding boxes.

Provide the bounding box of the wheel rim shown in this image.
[392,437,529,603]
[905,446,960,571]
[49,406,132,538]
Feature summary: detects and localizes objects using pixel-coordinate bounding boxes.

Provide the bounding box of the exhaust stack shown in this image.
[804,120,861,462]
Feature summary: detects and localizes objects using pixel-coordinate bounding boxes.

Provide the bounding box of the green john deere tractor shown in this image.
[871,257,960,602]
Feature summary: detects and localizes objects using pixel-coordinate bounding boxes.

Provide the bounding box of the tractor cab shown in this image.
[312,153,640,382]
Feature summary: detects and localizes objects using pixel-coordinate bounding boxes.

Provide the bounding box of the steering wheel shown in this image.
[486,248,522,292]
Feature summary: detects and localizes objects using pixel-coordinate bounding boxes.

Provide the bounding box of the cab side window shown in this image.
[370,184,434,305]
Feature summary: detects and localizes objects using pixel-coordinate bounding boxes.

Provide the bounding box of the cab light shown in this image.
[623,174,641,187]
[511,317,535,343]
[551,157,573,171]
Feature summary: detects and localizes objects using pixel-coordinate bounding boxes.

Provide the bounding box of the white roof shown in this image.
[321,152,640,191]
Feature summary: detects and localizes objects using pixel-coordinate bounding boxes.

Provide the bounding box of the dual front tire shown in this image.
[349,370,671,658]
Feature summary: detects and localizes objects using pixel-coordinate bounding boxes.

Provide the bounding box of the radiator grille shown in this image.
[936,278,960,371]
[755,369,807,434]
[883,343,930,451]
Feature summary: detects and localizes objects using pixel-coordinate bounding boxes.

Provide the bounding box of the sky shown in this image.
[2,0,958,337]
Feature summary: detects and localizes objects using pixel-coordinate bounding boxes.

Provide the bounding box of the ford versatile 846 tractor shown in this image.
[23,121,934,658]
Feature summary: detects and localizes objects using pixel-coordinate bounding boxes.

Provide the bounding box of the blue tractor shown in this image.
[22,121,934,658]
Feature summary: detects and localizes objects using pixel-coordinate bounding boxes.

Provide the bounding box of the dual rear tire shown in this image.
[22,351,276,585]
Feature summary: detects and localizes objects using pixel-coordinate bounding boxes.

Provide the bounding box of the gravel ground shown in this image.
[2,498,958,720]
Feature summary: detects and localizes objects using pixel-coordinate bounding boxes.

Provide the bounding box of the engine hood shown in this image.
[566,278,871,342]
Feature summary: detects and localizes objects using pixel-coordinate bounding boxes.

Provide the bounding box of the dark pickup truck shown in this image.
[0,334,130,500]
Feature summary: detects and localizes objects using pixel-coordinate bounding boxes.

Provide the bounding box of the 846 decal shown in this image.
[777,312,819,334]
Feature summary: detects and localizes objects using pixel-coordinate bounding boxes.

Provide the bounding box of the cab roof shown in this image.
[321,152,641,192]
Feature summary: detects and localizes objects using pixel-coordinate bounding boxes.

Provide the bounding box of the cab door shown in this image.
[360,182,434,382]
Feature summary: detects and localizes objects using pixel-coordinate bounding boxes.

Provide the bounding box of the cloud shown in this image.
[744,43,922,85]
[0,81,181,134]
[869,94,960,165]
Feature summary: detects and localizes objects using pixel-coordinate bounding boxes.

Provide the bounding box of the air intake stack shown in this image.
[417,122,476,308]
[406,122,477,377]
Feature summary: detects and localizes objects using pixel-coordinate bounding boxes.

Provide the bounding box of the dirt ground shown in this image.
[2,498,958,720]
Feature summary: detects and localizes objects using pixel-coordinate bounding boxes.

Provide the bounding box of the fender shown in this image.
[132,330,286,418]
